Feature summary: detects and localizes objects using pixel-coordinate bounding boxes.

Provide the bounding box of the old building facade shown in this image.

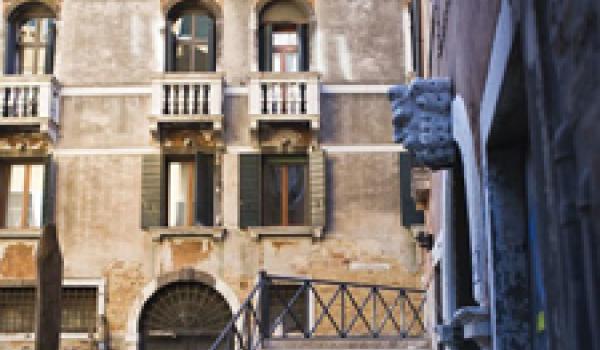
[0,0,426,349]
[393,0,599,349]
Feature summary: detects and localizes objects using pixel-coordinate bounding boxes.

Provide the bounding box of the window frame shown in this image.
[0,279,104,338]
[0,161,45,229]
[261,154,309,227]
[166,155,197,227]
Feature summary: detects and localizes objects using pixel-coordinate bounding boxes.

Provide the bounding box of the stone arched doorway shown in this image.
[139,281,232,350]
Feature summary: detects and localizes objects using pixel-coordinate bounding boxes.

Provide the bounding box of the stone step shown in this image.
[263,338,432,350]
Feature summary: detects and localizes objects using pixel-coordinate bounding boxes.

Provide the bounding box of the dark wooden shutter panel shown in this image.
[298,24,309,72]
[0,164,8,227]
[4,22,17,74]
[399,152,424,227]
[259,24,272,72]
[44,21,56,75]
[208,18,216,72]
[141,154,164,228]
[195,153,214,226]
[166,21,176,72]
[43,155,56,226]
[309,150,326,227]
[239,154,261,229]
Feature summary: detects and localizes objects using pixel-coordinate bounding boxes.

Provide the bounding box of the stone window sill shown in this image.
[148,226,225,241]
[0,333,98,341]
[0,228,42,240]
[248,226,323,240]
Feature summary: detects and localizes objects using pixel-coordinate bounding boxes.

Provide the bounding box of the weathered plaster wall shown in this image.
[315,0,407,84]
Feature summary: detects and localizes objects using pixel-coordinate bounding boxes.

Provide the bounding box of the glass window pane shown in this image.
[174,15,193,39]
[285,53,298,72]
[194,44,209,71]
[6,165,25,228]
[39,18,51,43]
[168,162,194,227]
[28,165,44,228]
[195,15,211,40]
[272,53,282,72]
[20,20,37,44]
[287,164,306,225]
[37,47,46,75]
[61,288,97,333]
[262,163,282,226]
[273,32,297,46]
[21,47,36,75]
[176,44,191,71]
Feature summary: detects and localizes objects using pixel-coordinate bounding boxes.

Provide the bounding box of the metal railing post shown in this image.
[259,271,271,340]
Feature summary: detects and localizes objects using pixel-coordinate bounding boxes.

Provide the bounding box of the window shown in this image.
[0,287,97,333]
[142,153,217,230]
[259,0,309,72]
[166,3,216,72]
[0,163,45,229]
[239,151,325,230]
[5,4,56,75]
[0,287,35,333]
[268,283,308,335]
[262,156,308,226]
[62,288,98,333]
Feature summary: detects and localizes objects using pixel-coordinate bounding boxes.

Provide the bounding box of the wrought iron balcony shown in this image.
[0,75,59,135]
[149,73,224,136]
[249,72,320,132]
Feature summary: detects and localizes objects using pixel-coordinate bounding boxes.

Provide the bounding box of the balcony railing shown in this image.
[0,75,59,132]
[150,73,224,133]
[249,72,320,129]
[209,272,426,350]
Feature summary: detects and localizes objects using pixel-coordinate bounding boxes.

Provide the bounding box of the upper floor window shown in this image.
[5,3,56,75]
[259,0,309,72]
[166,3,216,72]
[0,163,45,229]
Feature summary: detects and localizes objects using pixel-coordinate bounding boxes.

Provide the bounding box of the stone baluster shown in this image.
[0,87,6,117]
[198,85,205,114]
[169,84,176,116]
[178,84,185,115]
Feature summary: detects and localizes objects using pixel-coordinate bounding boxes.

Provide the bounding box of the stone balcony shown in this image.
[149,73,224,137]
[0,75,59,138]
[248,72,320,134]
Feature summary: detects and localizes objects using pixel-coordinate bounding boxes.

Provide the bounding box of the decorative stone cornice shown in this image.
[389,78,455,170]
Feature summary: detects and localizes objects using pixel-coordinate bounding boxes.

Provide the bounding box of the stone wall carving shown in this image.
[389,78,454,169]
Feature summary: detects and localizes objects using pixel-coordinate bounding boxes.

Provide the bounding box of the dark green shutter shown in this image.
[44,20,56,75]
[141,154,164,228]
[43,155,56,226]
[309,150,326,227]
[399,152,424,227]
[208,18,216,72]
[166,20,176,72]
[4,22,17,74]
[298,24,309,72]
[195,153,214,226]
[239,154,261,229]
[259,24,272,72]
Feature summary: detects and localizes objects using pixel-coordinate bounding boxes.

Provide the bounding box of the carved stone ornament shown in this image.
[389,78,454,170]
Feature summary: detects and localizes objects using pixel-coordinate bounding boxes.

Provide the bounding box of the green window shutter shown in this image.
[309,150,326,228]
[208,17,216,72]
[44,20,56,75]
[4,22,17,74]
[165,20,176,72]
[43,155,56,226]
[195,153,214,226]
[297,23,309,72]
[141,154,164,229]
[239,154,261,229]
[259,24,272,72]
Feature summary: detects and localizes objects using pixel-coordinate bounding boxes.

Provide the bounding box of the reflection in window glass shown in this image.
[6,165,25,228]
[168,161,195,227]
[29,165,44,228]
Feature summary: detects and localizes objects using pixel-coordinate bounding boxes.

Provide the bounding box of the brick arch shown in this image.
[161,0,222,19]
[125,268,240,350]
[5,0,59,20]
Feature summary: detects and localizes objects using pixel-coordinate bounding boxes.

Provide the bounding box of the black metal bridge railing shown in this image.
[209,272,426,350]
